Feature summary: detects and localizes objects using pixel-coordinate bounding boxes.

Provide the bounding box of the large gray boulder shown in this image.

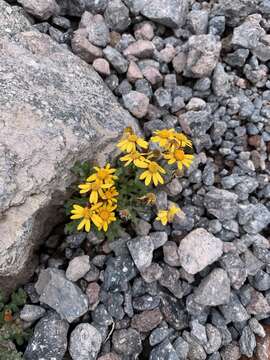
[0,0,138,295]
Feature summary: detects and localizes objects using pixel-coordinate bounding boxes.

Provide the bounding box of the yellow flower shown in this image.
[96,204,117,232]
[151,129,175,148]
[70,203,102,232]
[164,148,194,170]
[78,179,111,204]
[100,186,119,205]
[87,164,117,184]
[117,132,148,153]
[137,160,166,186]
[120,151,149,167]
[173,133,192,148]
[156,205,181,225]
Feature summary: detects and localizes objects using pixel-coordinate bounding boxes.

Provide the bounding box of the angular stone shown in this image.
[103,46,129,73]
[0,27,137,295]
[178,228,223,275]
[184,35,221,78]
[69,323,102,360]
[239,325,256,358]
[220,253,247,290]
[93,58,111,76]
[20,304,46,322]
[150,339,180,360]
[161,294,188,330]
[131,308,163,332]
[127,236,154,272]
[66,255,90,282]
[0,0,32,37]
[104,0,131,31]
[204,188,238,221]
[35,269,89,322]
[141,0,188,28]
[123,91,149,118]
[220,293,250,323]
[24,312,69,360]
[123,40,155,59]
[86,14,110,47]
[18,0,59,20]
[71,29,103,63]
[212,63,230,97]
[127,61,143,83]
[112,328,142,356]
[194,268,231,306]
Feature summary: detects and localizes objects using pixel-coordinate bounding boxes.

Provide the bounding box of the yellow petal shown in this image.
[77,219,86,231]
[139,171,148,180]
[73,204,83,210]
[156,172,164,184]
[70,214,83,220]
[137,138,148,149]
[145,174,152,186]
[90,190,98,204]
[153,173,158,186]
[85,219,91,232]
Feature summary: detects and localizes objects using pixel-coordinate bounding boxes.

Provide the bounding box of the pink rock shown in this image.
[172,52,187,74]
[131,309,163,332]
[142,66,163,85]
[93,58,111,76]
[123,40,155,59]
[123,91,149,119]
[86,282,100,306]
[72,29,103,63]
[127,61,143,83]
[134,22,155,41]
[159,45,176,63]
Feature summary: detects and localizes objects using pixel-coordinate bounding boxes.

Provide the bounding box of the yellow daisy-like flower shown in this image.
[151,129,176,148]
[172,133,192,148]
[120,151,149,167]
[164,148,194,170]
[117,132,148,153]
[100,186,119,205]
[96,204,117,232]
[137,160,166,186]
[78,179,111,204]
[70,203,102,232]
[156,205,181,225]
[87,164,117,185]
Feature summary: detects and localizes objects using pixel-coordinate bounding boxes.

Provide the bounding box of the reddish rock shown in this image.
[131,309,163,332]
[127,61,143,83]
[72,29,103,63]
[98,353,121,360]
[93,58,111,76]
[159,45,176,63]
[248,135,261,148]
[142,66,163,85]
[134,22,155,40]
[86,282,100,306]
[123,40,155,59]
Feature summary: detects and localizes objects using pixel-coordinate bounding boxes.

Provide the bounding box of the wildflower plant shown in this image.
[66,127,194,239]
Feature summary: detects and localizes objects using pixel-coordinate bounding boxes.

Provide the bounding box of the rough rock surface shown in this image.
[0,5,137,295]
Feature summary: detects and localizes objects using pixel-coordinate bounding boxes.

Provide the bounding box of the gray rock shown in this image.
[103,255,137,291]
[249,317,266,337]
[127,236,154,272]
[178,228,223,275]
[150,327,174,346]
[149,231,168,249]
[212,63,230,97]
[18,0,59,20]
[123,91,149,118]
[150,339,179,360]
[187,10,209,35]
[35,269,88,322]
[174,337,189,359]
[220,253,247,290]
[224,48,249,67]
[204,324,222,354]
[183,331,207,360]
[69,323,102,360]
[57,0,85,16]
[72,29,103,63]
[184,35,221,78]
[250,269,270,291]
[194,269,231,306]
[220,293,250,323]
[66,255,90,282]
[240,203,270,234]
[86,14,110,47]
[104,0,131,31]
[209,15,225,36]
[220,342,241,360]
[133,294,160,311]
[24,312,69,360]
[204,188,238,221]
[161,294,188,330]
[112,328,142,356]
[92,304,113,326]
[178,108,213,138]
[154,88,172,109]
[85,0,108,13]
[163,241,181,267]
[20,305,46,322]
[141,0,188,28]
[103,46,129,73]
[0,26,137,295]
[239,325,256,358]
[242,249,263,276]
[191,320,207,345]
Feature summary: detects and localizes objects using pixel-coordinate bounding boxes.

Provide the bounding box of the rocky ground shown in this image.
[1,0,270,359]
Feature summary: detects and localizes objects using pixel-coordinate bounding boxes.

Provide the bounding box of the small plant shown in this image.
[0,289,32,360]
[66,128,194,239]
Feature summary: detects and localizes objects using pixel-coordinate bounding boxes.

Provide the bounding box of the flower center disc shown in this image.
[148,162,159,173]
[174,149,185,161]
[100,210,110,220]
[83,208,90,218]
[97,170,108,180]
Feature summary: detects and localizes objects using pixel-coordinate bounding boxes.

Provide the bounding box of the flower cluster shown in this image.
[69,128,194,234]
[70,164,118,232]
[118,127,194,186]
